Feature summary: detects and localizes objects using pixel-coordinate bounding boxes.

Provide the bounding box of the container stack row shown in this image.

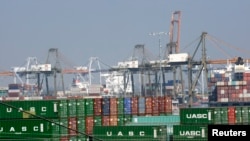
[0,95,173,141]
[208,71,250,103]
[174,106,250,141]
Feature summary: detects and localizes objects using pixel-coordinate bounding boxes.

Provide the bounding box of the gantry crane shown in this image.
[166,10,184,99]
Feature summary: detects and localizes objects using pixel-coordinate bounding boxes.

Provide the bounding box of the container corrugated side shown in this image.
[131,115,180,124]
[0,119,60,139]
[173,125,208,141]
[93,125,167,141]
[58,99,68,118]
[117,98,124,115]
[0,100,60,119]
[180,107,214,124]
[85,99,94,116]
[102,97,110,116]
[77,116,86,134]
[67,99,77,117]
[124,97,132,114]
[76,99,85,117]
[128,115,180,141]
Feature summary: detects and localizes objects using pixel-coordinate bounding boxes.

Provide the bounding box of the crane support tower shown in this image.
[45,48,65,96]
[167,10,181,54]
[166,10,184,100]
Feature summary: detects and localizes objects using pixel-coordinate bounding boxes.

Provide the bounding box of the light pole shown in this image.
[149,32,167,96]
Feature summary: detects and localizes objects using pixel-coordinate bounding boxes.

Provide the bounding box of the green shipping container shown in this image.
[58,100,68,118]
[241,106,249,124]
[235,106,242,124]
[213,107,228,124]
[59,118,68,135]
[0,100,60,119]
[127,115,180,141]
[173,125,208,141]
[221,107,228,124]
[213,107,221,124]
[75,135,90,141]
[117,98,124,115]
[180,108,214,124]
[117,115,125,126]
[77,116,86,133]
[67,99,77,117]
[0,119,60,139]
[93,125,167,141]
[123,114,132,124]
[76,99,85,116]
[131,115,180,124]
[85,99,94,116]
[94,116,102,126]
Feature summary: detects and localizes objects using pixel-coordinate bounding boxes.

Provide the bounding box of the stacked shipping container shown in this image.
[0,95,173,140]
[176,106,250,141]
[208,70,250,103]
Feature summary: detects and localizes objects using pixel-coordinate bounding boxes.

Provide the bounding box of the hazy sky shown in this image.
[0,0,249,87]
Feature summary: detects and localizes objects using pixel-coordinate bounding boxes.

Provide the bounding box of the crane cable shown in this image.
[205,35,232,59]
[207,34,250,56]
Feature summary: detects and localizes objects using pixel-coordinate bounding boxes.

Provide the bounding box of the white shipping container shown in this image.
[168,53,189,63]
[39,64,52,71]
[31,64,52,71]
[13,67,26,72]
[118,60,138,68]
[219,98,228,102]
[234,64,245,72]
[8,89,21,93]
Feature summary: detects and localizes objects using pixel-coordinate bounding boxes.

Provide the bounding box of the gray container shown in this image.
[138,97,145,115]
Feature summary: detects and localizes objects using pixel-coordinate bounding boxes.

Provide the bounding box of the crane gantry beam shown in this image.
[1,57,250,77]
[0,71,14,76]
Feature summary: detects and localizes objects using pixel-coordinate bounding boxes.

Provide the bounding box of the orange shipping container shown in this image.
[109,98,118,115]
[85,116,94,135]
[228,106,235,125]
[164,96,172,114]
[158,96,165,114]
[68,117,77,136]
[152,97,159,116]
[145,96,152,115]
[131,97,138,115]
[102,115,110,126]
[94,98,102,116]
[109,115,118,126]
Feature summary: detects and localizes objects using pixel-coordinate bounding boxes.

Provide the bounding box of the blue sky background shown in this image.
[0,0,249,87]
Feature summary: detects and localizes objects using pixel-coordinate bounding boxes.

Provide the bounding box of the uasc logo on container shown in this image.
[6,107,47,112]
[186,113,208,119]
[106,131,145,137]
[0,124,44,132]
[180,128,206,138]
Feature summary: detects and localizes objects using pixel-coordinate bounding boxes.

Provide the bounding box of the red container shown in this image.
[131,96,138,115]
[145,96,152,115]
[94,98,102,116]
[152,96,159,116]
[8,92,20,97]
[68,117,77,136]
[60,136,69,141]
[164,96,172,114]
[85,116,94,135]
[228,106,236,125]
[102,115,110,126]
[158,96,165,114]
[109,98,118,115]
[109,115,118,126]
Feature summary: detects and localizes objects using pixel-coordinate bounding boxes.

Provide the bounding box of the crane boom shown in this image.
[1,57,250,76]
[207,57,250,64]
